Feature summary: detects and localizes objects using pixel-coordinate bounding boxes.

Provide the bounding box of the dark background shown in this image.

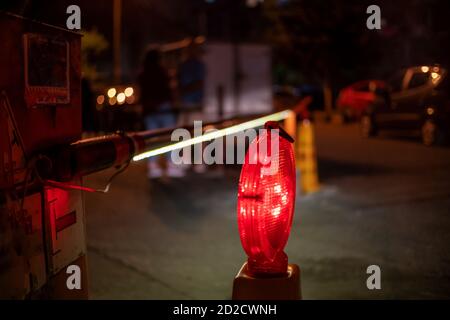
[2,0,450,89]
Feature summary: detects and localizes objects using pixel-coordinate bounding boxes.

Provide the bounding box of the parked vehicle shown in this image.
[337,80,386,121]
[361,65,450,146]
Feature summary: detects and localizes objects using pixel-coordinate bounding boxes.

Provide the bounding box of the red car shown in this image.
[337,80,386,121]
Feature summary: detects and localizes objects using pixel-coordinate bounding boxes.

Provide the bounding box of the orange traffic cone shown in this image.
[297,120,320,193]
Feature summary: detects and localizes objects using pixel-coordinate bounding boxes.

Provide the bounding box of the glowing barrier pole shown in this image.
[132,110,292,162]
[46,111,292,182]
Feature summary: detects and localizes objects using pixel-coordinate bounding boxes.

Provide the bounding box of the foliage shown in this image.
[81,29,109,84]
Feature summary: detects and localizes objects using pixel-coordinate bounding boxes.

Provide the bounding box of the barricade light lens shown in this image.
[237,128,296,276]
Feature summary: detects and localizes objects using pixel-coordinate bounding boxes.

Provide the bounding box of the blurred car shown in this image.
[361,65,450,146]
[336,80,386,121]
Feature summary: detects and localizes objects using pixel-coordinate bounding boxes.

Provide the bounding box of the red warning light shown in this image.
[237,124,296,277]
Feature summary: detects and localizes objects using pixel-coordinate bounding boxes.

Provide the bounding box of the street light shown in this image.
[107,88,117,98]
[113,0,122,83]
[124,87,134,97]
[117,92,126,104]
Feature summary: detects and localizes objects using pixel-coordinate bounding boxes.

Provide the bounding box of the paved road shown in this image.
[84,123,450,299]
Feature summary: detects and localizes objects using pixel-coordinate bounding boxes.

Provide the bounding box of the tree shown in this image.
[81,29,109,84]
[263,0,373,113]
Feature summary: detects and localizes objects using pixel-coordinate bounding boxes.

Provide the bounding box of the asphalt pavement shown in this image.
[84,122,450,299]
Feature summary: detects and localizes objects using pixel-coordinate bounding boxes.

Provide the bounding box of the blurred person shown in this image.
[178,39,207,173]
[138,48,184,179]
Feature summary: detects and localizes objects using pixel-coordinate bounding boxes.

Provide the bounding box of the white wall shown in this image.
[203,42,273,121]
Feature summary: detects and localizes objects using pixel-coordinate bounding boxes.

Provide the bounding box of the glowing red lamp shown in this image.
[237,122,296,277]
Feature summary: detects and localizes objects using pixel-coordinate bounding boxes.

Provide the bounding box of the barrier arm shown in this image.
[35,110,293,186]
